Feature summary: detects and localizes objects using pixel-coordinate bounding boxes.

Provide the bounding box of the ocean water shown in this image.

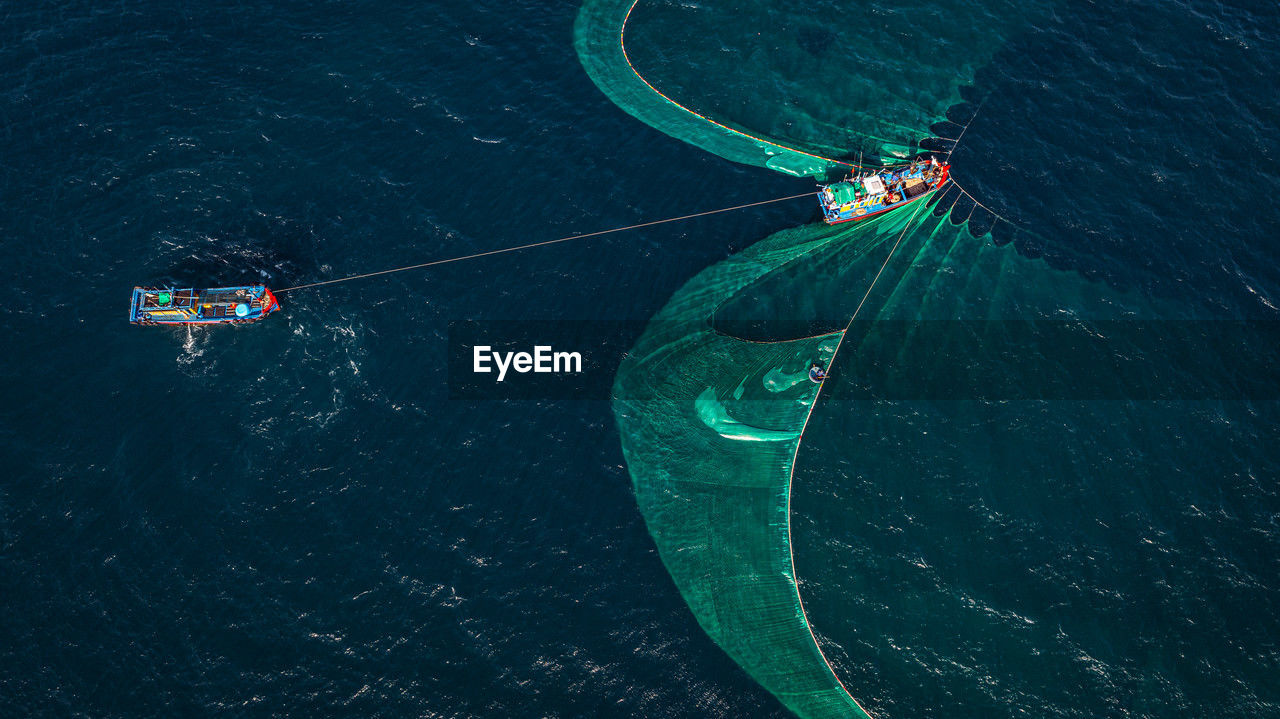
[1,1,1277,717]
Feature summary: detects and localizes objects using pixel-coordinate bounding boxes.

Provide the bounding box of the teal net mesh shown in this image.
[578,1,1060,716]
[614,200,981,719]
[612,191,1146,717]
[575,0,1042,174]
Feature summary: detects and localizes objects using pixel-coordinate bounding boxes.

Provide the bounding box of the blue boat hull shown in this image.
[130,286,281,325]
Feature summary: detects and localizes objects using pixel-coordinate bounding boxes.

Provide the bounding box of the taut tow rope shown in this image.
[274,191,815,294]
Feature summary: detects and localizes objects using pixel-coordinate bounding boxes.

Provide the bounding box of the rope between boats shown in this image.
[274,191,815,293]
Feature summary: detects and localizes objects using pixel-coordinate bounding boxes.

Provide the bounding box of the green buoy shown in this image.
[158,292,172,305]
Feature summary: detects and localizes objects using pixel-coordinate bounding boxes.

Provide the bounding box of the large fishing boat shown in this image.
[129,285,280,325]
[818,157,950,224]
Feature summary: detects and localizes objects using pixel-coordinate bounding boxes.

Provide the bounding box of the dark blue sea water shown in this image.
[1,1,1277,717]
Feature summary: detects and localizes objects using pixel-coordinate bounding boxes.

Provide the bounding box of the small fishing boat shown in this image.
[817,157,950,224]
[129,285,280,325]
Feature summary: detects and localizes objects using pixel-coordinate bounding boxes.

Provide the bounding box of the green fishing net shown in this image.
[613,197,991,719]
[577,1,1059,716]
[575,0,1036,175]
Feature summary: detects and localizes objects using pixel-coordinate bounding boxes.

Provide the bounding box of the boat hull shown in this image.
[820,182,944,225]
[130,286,281,325]
[819,161,950,225]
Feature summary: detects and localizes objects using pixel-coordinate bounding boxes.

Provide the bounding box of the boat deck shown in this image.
[819,160,949,224]
[130,286,279,324]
